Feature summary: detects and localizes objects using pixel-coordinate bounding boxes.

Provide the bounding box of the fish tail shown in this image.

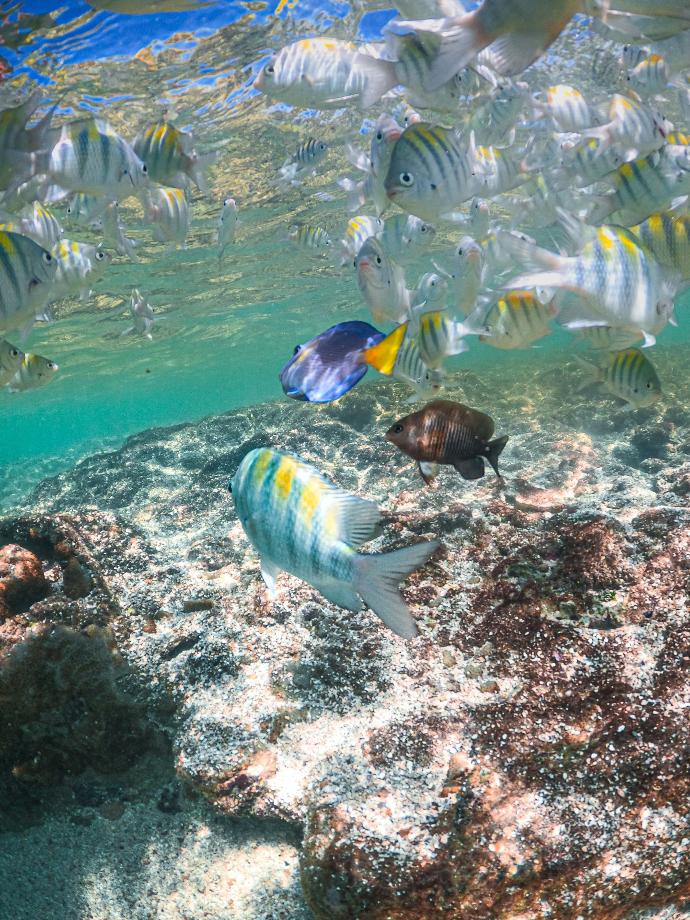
[389,13,484,92]
[362,323,407,375]
[337,177,366,212]
[574,354,604,390]
[485,435,509,477]
[355,54,398,110]
[497,230,564,273]
[354,540,440,639]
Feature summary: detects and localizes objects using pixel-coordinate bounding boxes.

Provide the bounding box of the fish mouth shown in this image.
[253,72,265,90]
[386,187,400,200]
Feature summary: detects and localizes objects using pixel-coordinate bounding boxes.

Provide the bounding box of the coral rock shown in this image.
[0,544,49,618]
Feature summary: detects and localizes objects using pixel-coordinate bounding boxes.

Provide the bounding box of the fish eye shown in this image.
[393,423,404,433]
[228,481,233,493]
[458,247,463,255]
[399,172,414,186]
[48,362,56,370]
[266,64,275,75]
[10,348,18,357]
[430,183,437,191]
[142,163,148,174]
[376,131,382,141]
[376,255,382,265]
[319,143,326,150]
[42,252,52,264]
[353,259,357,268]
[646,382,652,388]
[293,344,301,355]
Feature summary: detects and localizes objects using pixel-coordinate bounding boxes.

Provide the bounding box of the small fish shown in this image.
[385,121,478,221]
[0,230,57,335]
[278,137,329,186]
[581,94,671,158]
[49,117,148,200]
[627,53,670,94]
[342,215,385,260]
[0,339,23,386]
[142,186,190,247]
[102,201,138,261]
[340,114,401,215]
[52,239,111,301]
[575,347,662,410]
[447,235,484,316]
[362,322,444,401]
[468,83,526,146]
[65,193,108,228]
[217,197,238,261]
[355,236,411,326]
[386,398,508,484]
[385,33,469,114]
[229,447,439,638]
[388,0,587,88]
[18,201,63,249]
[554,137,625,189]
[471,140,526,197]
[280,320,384,402]
[478,289,556,349]
[122,288,155,339]
[534,84,597,133]
[412,271,448,311]
[501,226,677,343]
[7,353,59,392]
[467,197,490,239]
[253,38,397,111]
[133,121,214,192]
[380,213,435,256]
[630,212,690,279]
[287,224,333,251]
[571,324,645,351]
[409,307,478,368]
[0,91,55,191]
[586,145,690,226]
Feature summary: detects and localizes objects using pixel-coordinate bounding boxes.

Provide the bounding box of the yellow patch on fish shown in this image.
[0,232,14,255]
[252,448,273,484]
[300,476,323,526]
[363,323,407,375]
[274,455,296,501]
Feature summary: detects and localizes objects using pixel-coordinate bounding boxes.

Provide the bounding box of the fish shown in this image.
[340,114,401,215]
[471,140,526,197]
[387,0,586,89]
[287,224,333,251]
[7,353,59,392]
[280,320,384,402]
[278,137,329,186]
[586,145,690,227]
[18,201,63,249]
[534,84,597,133]
[0,230,57,335]
[630,212,690,279]
[386,398,509,484]
[229,447,439,638]
[468,83,527,146]
[444,235,484,316]
[253,38,397,111]
[51,239,112,301]
[575,347,662,410]
[0,91,55,191]
[102,201,138,261]
[217,197,238,261]
[65,193,108,228]
[627,53,670,94]
[500,226,678,343]
[580,94,671,158]
[553,137,625,189]
[380,213,436,256]
[355,236,411,326]
[478,289,557,349]
[412,271,448,311]
[142,186,190,247]
[362,321,445,401]
[122,287,154,339]
[133,121,214,191]
[342,214,385,260]
[385,32,469,114]
[385,122,478,221]
[570,324,645,351]
[408,307,479,368]
[0,339,24,386]
[48,118,148,200]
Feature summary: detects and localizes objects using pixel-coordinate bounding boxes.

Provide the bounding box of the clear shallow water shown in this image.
[1,0,689,511]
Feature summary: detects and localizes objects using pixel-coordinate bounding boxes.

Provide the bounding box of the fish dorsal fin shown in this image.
[326,491,383,548]
[362,322,408,375]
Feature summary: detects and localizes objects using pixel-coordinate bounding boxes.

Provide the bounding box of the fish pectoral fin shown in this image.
[453,457,485,480]
[260,558,281,599]
[329,493,383,547]
[315,578,363,612]
[484,31,549,77]
[419,461,440,485]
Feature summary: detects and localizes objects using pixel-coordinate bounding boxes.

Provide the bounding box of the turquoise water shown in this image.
[1,0,690,510]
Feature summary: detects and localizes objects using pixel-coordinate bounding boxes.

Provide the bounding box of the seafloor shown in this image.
[0,350,689,919]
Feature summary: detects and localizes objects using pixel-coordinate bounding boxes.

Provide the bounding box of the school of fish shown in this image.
[2,0,690,636]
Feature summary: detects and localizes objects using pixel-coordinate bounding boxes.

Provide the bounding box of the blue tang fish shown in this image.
[229,447,439,638]
[280,320,385,403]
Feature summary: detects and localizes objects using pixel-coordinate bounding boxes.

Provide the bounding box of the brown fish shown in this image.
[386,399,508,484]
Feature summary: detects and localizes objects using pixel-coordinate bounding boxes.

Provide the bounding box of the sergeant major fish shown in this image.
[575,347,662,410]
[7,353,59,392]
[0,339,23,386]
[0,230,57,335]
[133,121,215,192]
[229,447,439,638]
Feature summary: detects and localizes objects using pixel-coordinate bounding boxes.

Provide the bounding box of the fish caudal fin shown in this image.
[362,322,408,375]
[356,54,398,110]
[390,13,484,92]
[355,540,440,638]
[485,435,509,476]
[484,31,549,77]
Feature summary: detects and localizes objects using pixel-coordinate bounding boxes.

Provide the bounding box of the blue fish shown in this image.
[280,320,384,403]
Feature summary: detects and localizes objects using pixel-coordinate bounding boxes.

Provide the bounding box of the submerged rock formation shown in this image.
[3,359,690,917]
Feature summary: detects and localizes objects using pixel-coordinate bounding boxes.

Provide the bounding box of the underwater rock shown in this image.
[0,544,49,618]
[12,383,690,915]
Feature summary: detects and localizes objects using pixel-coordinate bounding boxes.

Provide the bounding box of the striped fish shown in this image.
[582,94,671,158]
[479,290,556,349]
[576,348,661,410]
[8,353,59,393]
[410,308,474,368]
[412,271,448,311]
[66,193,108,228]
[386,33,467,115]
[279,137,329,187]
[49,118,148,199]
[586,145,690,226]
[666,131,690,146]
[573,325,644,351]
[468,84,526,146]
[628,53,669,94]
[340,114,401,215]
[52,239,111,301]
[362,321,444,400]
[0,230,57,335]
[287,224,332,251]
[0,339,24,386]
[253,38,397,111]
[445,235,483,316]
[556,137,624,189]
[102,201,138,261]
[385,122,479,221]
[0,91,54,190]
[537,84,595,132]
[341,215,384,261]
[471,141,525,197]
[142,186,190,247]
[502,226,678,340]
[19,202,63,249]
[229,447,439,638]
[380,214,435,257]
[133,121,214,192]
[630,212,690,280]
